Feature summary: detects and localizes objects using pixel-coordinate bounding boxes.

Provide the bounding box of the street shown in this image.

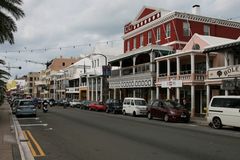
[17,106,240,160]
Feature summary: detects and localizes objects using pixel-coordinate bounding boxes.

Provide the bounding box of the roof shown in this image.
[203,39,240,53]
[198,35,234,46]
[109,45,173,63]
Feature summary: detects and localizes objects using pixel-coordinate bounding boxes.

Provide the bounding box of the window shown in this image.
[62,62,65,66]
[165,23,171,38]
[152,101,159,107]
[211,98,240,109]
[140,34,144,47]
[156,27,161,41]
[92,61,94,68]
[148,31,152,44]
[204,25,210,35]
[183,22,190,36]
[133,37,136,49]
[97,59,99,67]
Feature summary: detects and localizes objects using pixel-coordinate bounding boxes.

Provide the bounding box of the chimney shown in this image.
[192,5,200,15]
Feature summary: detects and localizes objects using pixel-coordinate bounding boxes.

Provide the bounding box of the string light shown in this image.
[0,39,122,54]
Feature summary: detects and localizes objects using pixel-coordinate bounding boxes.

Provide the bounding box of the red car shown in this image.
[88,102,107,111]
[147,99,190,122]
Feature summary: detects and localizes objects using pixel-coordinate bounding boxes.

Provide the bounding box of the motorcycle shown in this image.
[42,101,48,113]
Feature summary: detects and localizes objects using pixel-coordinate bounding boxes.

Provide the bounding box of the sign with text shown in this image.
[209,65,240,79]
[161,80,182,88]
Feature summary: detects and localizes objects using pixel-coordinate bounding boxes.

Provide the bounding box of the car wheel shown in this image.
[147,112,152,120]
[132,111,136,117]
[212,117,222,129]
[164,114,169,122]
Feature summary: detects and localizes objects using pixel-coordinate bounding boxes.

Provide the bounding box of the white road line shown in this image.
[19,124,48,127]
[17,118,40,120]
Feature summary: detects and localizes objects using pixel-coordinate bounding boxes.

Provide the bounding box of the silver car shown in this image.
[15,99,37,117]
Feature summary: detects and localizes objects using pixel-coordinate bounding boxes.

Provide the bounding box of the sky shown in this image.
[1,0,240,79]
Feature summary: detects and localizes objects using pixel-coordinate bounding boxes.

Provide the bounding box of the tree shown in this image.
[0,0,25,44]
[0,60,11,105]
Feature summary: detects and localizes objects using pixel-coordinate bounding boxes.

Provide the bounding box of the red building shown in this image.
[123,5,240,52]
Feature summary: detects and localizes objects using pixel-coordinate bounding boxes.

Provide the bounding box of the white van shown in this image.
[207,96,240,129]
[122,97,147,116]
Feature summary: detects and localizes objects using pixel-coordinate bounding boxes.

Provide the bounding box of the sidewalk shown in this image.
[0,101,17,160]
[191,116,209,126]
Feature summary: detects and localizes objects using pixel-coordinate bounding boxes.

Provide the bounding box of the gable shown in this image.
[182,34,209,51]
[135,7,156,21]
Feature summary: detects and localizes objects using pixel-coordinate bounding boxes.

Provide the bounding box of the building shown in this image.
[155,34,235,117]
[108,5,240,104]
[24,72,40,97]
[123,5,240,52]
[204,37,240,107]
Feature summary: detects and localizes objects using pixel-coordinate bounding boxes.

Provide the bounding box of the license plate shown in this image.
[181,114,186,118]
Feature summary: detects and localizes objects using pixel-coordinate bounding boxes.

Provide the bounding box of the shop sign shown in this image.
[222,79,240,90]
[161,80,182,88]
[209,65,240,79]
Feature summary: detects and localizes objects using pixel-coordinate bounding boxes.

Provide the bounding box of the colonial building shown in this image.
[155,34,235,117]
[204,37,240,107]
[24,72,40,97]
[109,5,240,104]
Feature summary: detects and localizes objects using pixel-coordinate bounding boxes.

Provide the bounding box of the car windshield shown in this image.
[135,100,146,106]
[19,101,33,106]
[164,100,182,108]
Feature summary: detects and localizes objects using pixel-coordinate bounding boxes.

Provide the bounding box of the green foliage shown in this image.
[0,0,25,44]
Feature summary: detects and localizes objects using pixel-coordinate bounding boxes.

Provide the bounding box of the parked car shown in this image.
[89,101,107,111]
[70,99,82,108]
[147,99,190,122]
[80,100,92,110]
[122,97,147,116]
[207,96,240,129]
[15,99,37,117]
[105,99,122,114]
[11,98,22,114]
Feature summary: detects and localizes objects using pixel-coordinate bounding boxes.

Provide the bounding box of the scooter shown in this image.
[42,102,48,113]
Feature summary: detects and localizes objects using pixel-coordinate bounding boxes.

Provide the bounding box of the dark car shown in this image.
[105,99,122,114]
[147,99,190,122]
[15,99,37,117]
[80,100,92,110]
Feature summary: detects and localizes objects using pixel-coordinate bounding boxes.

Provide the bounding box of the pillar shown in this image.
[95,77,98,101]
[167,59,170,76]
[120,60,122,77]
[156,87,159,99]
[167,88,170,99]
[133,56,136,75]
[206,85,210,110]
[176,87,180,102]
[87,76,90,100]
[100,77,103,101]
[176,57,180,78]
[225,90,229,96]
[191,54,195,74]
[191,85,195,117]
[91,78,93,101]
[114,88,116,99]
[119,89,122,100]
[151,88,154,101]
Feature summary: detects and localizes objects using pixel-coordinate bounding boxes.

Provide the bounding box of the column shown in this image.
[151,88,154,101]
[133,89,136,98]
[114,88,116,99]
[53,78,56,100]
[133,56,136,75]
[119,89,122,100]
[100,77,103,102]
[87,76,90,100]
[156,87,159,99]
[149,52,155,72]
[206,85,210,109]
[191,85,195,117]
[167,59,170,76]
[206,53,209,71]
[95,77,98,101]
[225,90,229,96]
[119,60,122,77]
[167,88,170,99]
[91,78,94,101]
[156,61,159,79]
[176,88,180,102]
[176,57,180,78]
[191,54,195,74]
[224,52,228,67]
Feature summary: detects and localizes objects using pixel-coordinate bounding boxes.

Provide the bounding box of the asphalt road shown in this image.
[17,106,240,160]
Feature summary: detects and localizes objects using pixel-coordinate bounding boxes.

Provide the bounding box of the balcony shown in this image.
[66,87,79,93]
[157,70,206,84]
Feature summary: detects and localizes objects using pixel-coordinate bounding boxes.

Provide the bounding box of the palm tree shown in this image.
[0,0,25,44]
[0,60,11,105]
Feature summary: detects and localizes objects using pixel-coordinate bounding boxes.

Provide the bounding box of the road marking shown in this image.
[17,117,39,120]
[23,130,46,157]
[20,124,48,127]
[23,131,37,156]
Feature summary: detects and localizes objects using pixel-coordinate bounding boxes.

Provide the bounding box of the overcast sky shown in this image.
[1,0,240,79]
